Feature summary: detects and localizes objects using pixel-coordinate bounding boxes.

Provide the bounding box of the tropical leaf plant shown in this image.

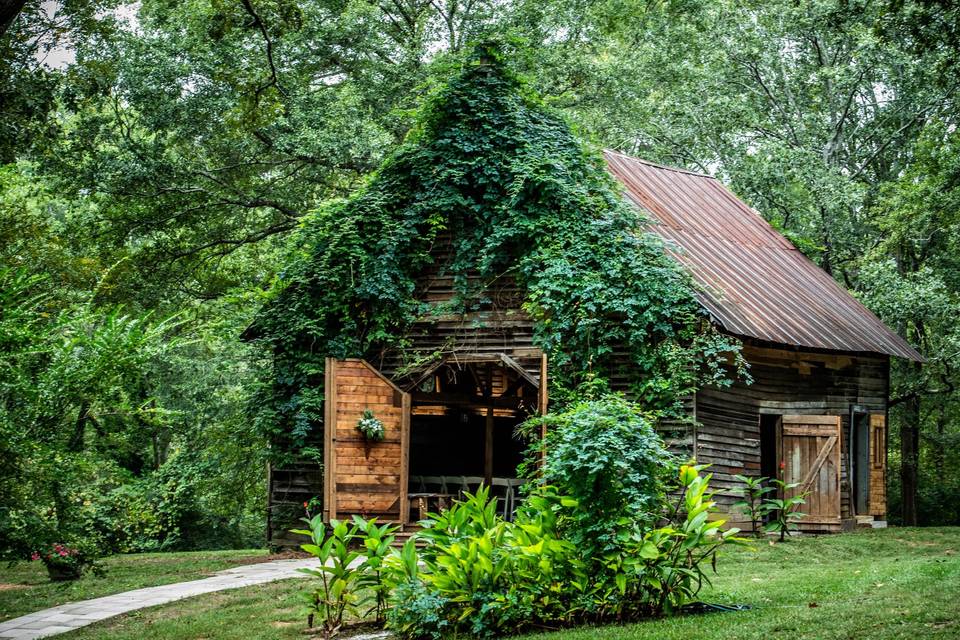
[733,474,776,537]
[763,479,810,542]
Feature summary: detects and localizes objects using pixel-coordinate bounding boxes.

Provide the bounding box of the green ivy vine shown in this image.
[248,42,745,446]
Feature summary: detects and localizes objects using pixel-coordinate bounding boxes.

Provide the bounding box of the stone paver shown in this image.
[0,558,318,639]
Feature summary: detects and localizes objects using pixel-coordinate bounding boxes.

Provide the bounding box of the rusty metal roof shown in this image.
[604,150,922,360]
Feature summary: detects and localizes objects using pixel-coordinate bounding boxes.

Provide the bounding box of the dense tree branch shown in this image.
[240,0,286,99]
[165,220,298,261]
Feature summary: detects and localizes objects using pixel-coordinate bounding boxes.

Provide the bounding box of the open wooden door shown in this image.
[324,359,410,524]
[781,415,842,532]
[869,414,887,518]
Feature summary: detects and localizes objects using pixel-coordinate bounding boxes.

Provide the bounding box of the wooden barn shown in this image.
[264,149,920,545]
[605,151,921,532]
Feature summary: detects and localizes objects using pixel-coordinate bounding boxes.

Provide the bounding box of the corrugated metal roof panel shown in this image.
[604,150,922,361]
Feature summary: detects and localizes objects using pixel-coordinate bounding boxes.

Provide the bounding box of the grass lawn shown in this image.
[33,528,960,639]
[0,548,273,622]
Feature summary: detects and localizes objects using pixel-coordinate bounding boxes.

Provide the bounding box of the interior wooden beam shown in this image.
[410,392,526,409]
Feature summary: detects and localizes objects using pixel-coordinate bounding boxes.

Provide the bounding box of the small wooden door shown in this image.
[324,358,410,523]
[869,414,887,517]
[781,415,841,532]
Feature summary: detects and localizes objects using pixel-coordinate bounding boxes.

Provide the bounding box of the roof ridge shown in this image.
[603,149,716,179]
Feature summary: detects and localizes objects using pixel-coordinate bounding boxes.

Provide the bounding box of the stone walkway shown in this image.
[0,558,318,639]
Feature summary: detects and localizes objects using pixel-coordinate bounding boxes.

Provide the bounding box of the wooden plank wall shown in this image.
[267,455,323,549]
[326,359,409,522]
[869,414,887,517]
[375,233,543,387]
[657,394,697,459]
[781,415,842,532]
[694,342,889,529]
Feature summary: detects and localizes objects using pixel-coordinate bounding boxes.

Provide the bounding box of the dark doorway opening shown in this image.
[405,354,540,521]
[760,414,780,480]
[851,411,870,515]
[408,412,526,479]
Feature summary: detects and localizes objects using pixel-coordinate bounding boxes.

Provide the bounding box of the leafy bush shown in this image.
[354,516,398,623]
[88,458,242,554]
[732,475,809,542]
[388,486,588,638]
[384,467,743,638]
[294,516,367,637]
[763,478,809,541]
[733,474,775,537]
[520,394,672,557]
[599,464,745,615]
[294,514,400,637]
[415,485,501,561]
[386,579,451,640]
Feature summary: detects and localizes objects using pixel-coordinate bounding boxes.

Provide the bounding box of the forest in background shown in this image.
[1,0,959,555]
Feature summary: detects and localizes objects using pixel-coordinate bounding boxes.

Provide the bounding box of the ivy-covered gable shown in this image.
[249,43,740,444]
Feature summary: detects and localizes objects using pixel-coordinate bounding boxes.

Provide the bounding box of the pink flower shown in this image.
[30,552,40,561]
[59,550,68,557]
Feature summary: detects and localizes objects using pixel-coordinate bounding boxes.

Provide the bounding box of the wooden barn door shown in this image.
[781,415,841,532]
[869,414,887,517]
[324,358,410,524]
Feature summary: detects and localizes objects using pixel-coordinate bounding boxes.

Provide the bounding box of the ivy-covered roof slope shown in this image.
[247,43,740,427]
[605,151,922,361]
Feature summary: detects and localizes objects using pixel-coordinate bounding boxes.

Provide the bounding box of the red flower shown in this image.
[779,460,786,469]
[303,501,309,508]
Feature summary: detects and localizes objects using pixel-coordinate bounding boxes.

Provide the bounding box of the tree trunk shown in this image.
[0,0,28,37]
[934,404,945,480]
[68,401,90,452]
[900,372,921,526]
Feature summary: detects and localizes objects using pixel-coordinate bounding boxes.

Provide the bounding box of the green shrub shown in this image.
[387,487,588,638]
[293,514,400,637]
[762,478,809,542]
[520,394,672,558]
[598,464,745,616]
[415,485,501,562]
[386,579,451,640]
[383,467,742,637]
[732,474,775,537]
[354,516,398,623]
[294,516,366,637]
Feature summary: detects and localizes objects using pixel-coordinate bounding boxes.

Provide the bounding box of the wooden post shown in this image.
[538,353,548,468]
[323,358,337,522]
[400,391,411,525]
[484,405,494,487]
[538,352,548,416]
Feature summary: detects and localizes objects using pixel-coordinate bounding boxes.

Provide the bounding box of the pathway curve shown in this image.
[0,557,318,639]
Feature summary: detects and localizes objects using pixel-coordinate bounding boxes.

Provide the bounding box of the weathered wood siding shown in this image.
[694,342,889,529]
[375,233,542,387]
[267,454,323,548]
[325,359,410,522]
[869,414,887,517]
[781,415,842,532]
